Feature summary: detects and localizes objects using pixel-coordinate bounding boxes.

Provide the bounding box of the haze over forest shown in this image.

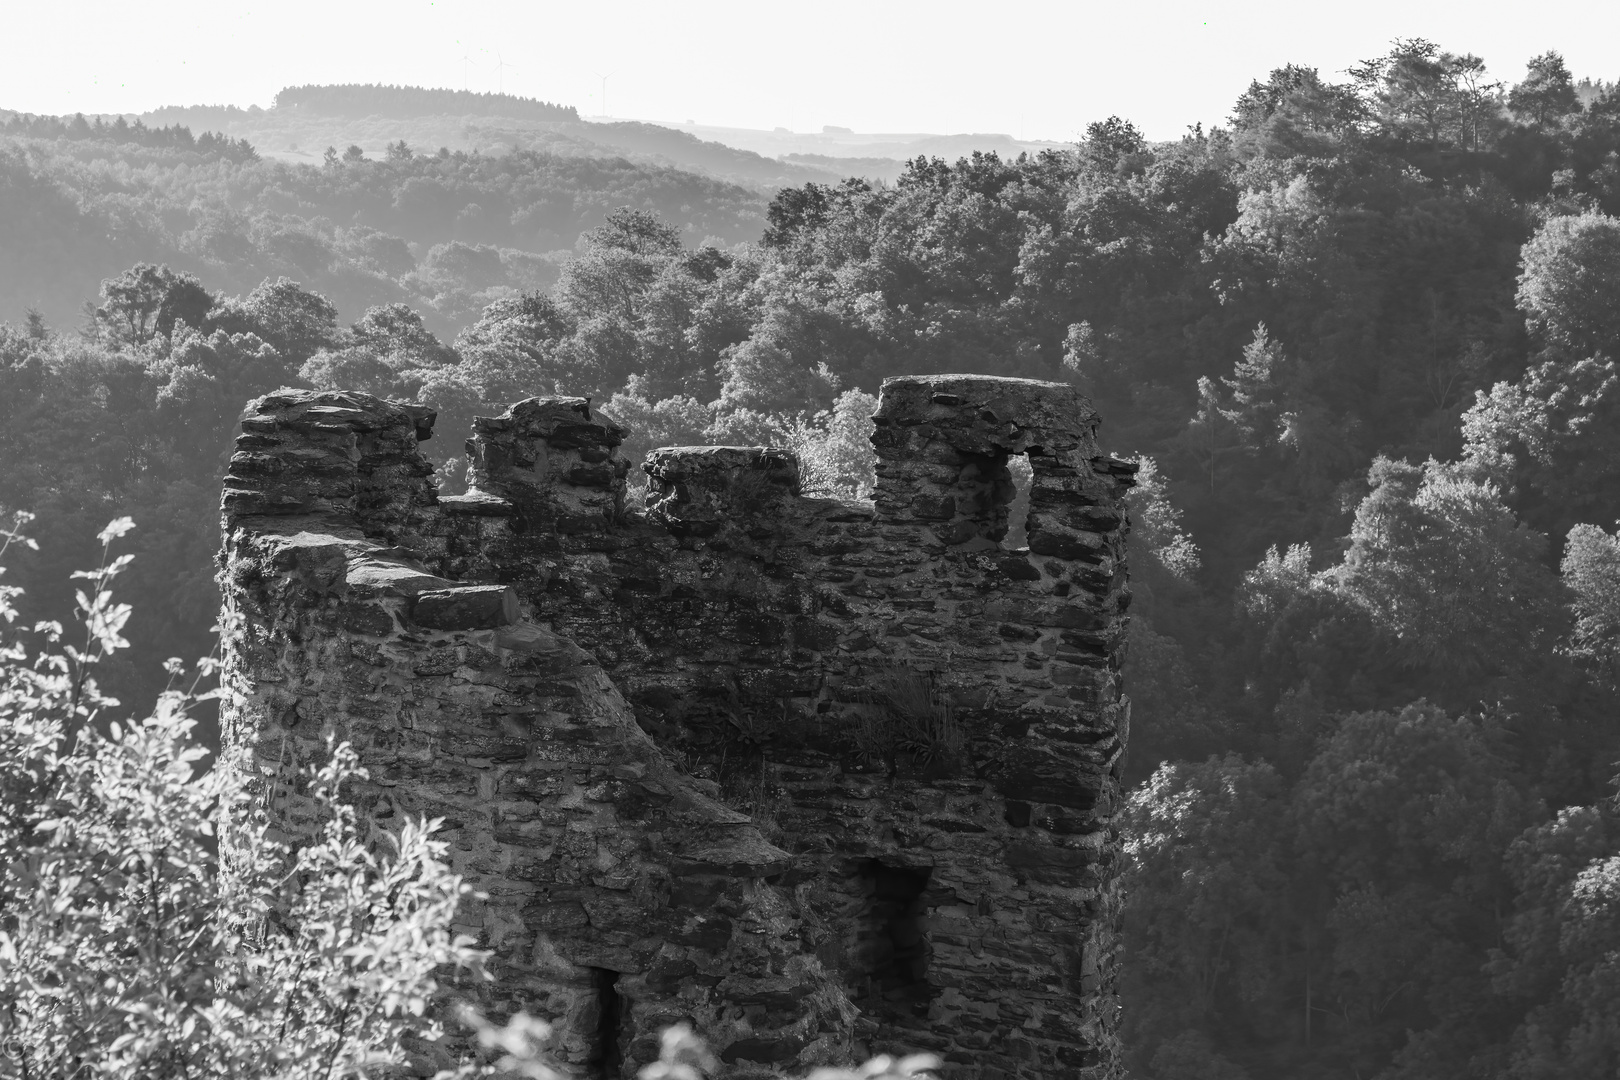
[5,36,1620,1080]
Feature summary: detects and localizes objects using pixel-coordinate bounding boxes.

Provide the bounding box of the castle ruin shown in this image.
[217,374,1136,1079]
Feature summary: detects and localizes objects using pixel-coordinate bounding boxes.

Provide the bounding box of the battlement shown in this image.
[218,375,1135,1079]
[643,446,802,538]
[871,375,1099,547]
[458,396,629,528]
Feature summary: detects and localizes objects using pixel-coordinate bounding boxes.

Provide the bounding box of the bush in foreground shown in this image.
[0,511,486,1077]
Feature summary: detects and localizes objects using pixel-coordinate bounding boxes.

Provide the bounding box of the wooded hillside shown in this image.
[272,83,579,121]
[0,129,767,333]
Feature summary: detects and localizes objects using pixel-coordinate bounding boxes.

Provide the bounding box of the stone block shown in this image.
[412,586,519,630]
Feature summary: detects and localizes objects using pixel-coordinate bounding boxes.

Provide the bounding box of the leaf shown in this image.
[97,517,137,544]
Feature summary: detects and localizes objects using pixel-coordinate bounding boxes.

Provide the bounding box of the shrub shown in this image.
[0,511,487,1078]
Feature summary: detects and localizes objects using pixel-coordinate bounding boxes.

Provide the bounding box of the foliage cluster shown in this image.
[1120,709,1620,1080]
[0,514,489,1078]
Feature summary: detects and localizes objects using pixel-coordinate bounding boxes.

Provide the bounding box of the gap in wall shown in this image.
[854,860,934,1023]
[1004,452,1034,549]
[590,967,623,1079]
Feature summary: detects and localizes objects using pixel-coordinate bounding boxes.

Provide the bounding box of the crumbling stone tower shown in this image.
[218,375,1135,1079]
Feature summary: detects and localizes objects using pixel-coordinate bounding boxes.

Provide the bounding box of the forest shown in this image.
[0,111,769,335]
[4,39,1620,1080]
[271,83,580,122]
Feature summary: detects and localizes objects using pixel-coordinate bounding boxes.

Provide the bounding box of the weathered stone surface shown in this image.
[218,377,1134,1080]
[412,585,519,630]
[437,490,515,516]
[644,446,801,539]
[463,397,630,530]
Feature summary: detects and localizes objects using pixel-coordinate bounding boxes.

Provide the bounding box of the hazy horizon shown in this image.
[4,0,1616,142]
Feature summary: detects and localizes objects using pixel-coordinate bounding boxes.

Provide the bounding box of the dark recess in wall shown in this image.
[856,861,934,1025]
[591,968,624,1079]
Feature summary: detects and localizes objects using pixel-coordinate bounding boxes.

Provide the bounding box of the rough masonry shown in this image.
[217,374,1136,1080]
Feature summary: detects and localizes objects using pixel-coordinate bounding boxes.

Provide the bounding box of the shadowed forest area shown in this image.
[5,40,1620,1080]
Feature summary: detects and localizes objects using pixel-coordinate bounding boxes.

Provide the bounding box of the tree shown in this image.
[548,209,757,400]
[342,143,365,163]
[1515,211,1620,357]
[1119,756,1290,1075]
[1449,53,1504,153]
[762,183,835,248]
[1350,39,1496,151]
[452,292,574,400]
[349,302,457,367]
[1180,376,1243,495]
[1220,323,1287,448]
[715,304,843,416]
[1121,618,1226,781]
[589,207,684,257]
[207,277,340,368]
[774,388,879,500]
[1351,39,1449,146]
[300,303,456,403]
[147,325,286,459]
[1292,703,1542,1078]
[1491,806,1620,1079]
[1128,456,1202,586]
[1060,320,1103,386]
[1230,65,1365,158]
[1464,213,1620,531]
[1081,115,1147,172]
[1237,542,1314,622]
[93,264,214,345]
[1508,52,1582,127]
[600,376,714,482]
[1332,456,1564,683]
[555,211,683,340]
[1142,1031,1254,1080]
[1562,522,1620,673]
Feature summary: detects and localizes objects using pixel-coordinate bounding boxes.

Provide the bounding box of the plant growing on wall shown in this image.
[848,665,966,774]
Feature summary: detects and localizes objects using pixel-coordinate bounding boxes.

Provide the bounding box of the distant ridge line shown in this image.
[0,111,258,161]
[272,84,578,122]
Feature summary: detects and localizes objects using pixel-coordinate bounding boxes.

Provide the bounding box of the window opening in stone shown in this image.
[590,967,624,1079]
[855,860,933,1022]
[947,449,1016,548]
[1004,453,1034,550]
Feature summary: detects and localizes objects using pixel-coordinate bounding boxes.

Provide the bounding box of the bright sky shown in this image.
[2,0,1615,142]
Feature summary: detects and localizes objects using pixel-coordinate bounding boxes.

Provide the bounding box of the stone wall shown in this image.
[217,375,1135,1080]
